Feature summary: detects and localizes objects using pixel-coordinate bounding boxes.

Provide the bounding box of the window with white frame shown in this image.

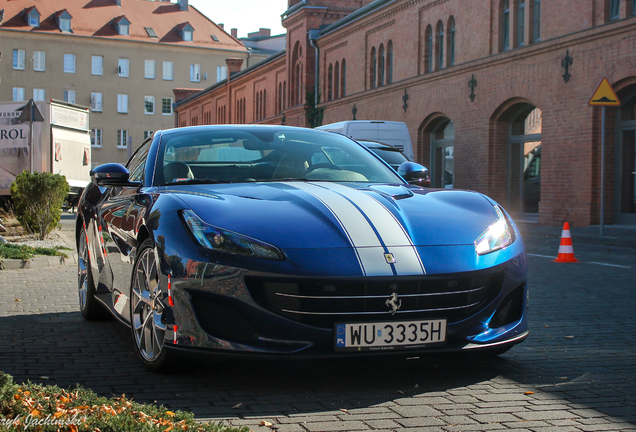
[217,66,228,82]
[144,131,154,140]
[59,18,71,32]
[144,96,155,115]
[118,58,129,77]
[33,51,46,71]
[183,30,193,41]
[91,128,103,147]
[144,60,156,79]
[117,94,129,113]
[162,97,173,115]
[163,61,174,80]
[64,54,76,73]
[91,92,103,112]
[92,56,103,75]
[63,90,76,104]
[116,130,128,149]
[13,88,26,102]
[13,49,25,70]
[29,14,40,27]
[33,89,46,101]
[190,64,201,82]
[118,23,129,36]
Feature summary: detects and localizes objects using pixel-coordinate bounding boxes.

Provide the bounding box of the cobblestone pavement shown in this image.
[0,222,635,431]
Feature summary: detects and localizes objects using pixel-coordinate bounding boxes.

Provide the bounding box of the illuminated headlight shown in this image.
[181,210,285,261]
[475,206,515,255]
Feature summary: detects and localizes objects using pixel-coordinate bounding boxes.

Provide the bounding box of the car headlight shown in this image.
[475,205,515,255]
[181,210,285,261]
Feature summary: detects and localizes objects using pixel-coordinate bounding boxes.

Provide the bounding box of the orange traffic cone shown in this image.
[554,222,579,263]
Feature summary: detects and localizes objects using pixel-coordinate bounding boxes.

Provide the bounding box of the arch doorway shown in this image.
[507,105,542,216]
[430,119,455,188]
[615,86,636,225]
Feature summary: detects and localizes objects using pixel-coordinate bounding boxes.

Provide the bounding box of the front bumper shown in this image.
[160,252,528,359]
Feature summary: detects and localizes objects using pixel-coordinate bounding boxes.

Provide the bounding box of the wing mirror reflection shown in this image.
[398,162,432,188]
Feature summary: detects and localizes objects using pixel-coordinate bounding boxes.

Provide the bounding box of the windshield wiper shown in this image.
[164,179,232,186]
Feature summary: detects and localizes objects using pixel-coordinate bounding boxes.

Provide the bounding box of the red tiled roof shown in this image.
[0,0,246,51]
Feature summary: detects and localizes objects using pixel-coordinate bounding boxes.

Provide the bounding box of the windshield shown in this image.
[155,127,404,186]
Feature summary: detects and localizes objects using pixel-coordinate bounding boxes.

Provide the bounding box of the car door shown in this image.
[98,140,152,322]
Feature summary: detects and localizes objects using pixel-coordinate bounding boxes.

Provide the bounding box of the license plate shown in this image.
[335,319,447,351]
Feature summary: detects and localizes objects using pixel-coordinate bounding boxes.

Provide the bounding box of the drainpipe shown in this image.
[308,30,320,104]
[246,47,252,68]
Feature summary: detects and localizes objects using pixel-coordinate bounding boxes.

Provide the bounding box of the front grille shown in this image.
[245,270,506,329]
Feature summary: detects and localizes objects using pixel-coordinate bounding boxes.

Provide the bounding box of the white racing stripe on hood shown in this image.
[288,182,425,276]
[326,183,426,276]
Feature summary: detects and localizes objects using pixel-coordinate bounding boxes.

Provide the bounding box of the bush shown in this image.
[10,171,69,241]
[0,371,249,432]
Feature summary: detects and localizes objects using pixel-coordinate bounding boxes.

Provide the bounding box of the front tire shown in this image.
[78,227,110,320]
[130,239,177,372]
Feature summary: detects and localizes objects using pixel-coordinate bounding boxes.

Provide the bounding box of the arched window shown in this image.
[341,60,346,97]
[518,0,526,47]
[532,0,541,42]
[387,41,393,84]
[370,47,377,88]
[502,0,510,51]
[609,0,620,20]
[447,18,455,66]
[296,63,301,105]
[278,83,282,114]
[334,61,340,100]
[437,21,444,69]
[378,44,385,87]
[328,63,333,101]
[256,92,260,120]
[263,89,266,119]
[426,25,433,72]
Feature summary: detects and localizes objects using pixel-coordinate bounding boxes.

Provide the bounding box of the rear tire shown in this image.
[130,239,179,373]
[78,227,111,320]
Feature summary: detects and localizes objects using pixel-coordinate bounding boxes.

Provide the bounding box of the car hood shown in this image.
[163,182,498,250]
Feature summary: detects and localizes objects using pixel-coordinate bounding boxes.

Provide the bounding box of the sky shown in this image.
[188,0,289,38]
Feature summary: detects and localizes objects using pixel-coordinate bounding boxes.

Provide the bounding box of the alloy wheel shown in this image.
[131,246,167,362]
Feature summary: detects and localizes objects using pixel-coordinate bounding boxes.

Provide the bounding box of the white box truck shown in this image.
[315,120,415,161]
[0,100,92,207]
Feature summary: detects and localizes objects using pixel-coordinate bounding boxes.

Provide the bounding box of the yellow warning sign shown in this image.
[589,78,620,106]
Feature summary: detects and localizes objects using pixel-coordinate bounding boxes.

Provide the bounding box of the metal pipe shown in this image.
[309,32,319,104]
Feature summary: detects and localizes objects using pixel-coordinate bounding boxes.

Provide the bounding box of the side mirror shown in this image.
[90,163,141,187]
[398,161,431,188]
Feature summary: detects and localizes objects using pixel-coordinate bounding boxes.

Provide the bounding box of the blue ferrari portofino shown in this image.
[77,125,528,371]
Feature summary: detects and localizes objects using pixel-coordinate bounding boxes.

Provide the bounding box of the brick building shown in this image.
[174,0,636,227]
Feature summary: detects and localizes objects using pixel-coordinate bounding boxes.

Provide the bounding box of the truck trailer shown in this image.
[0,99,91,208]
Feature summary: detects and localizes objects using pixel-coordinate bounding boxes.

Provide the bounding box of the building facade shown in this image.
[175,0,636,227]
[0,0,261,166]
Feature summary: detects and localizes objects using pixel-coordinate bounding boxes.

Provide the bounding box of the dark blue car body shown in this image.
[76,125,528,371]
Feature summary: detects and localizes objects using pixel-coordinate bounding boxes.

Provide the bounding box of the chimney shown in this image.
[260,28,271,37]
[178,0,188,11]
[225,58,243,76]
[218,23,224,29]
[231,28,237,38]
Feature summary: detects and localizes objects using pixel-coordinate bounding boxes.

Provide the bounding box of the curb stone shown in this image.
[0,228,77,271]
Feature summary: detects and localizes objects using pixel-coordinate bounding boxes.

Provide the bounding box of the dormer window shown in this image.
[114,16,131,36]
[55,10,72,32]
[24,8,40,27]
[177,23,194,42]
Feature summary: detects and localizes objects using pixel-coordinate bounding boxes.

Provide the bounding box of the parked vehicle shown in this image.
[316,120,415,161]
[358,140,431,187]
[77,125,528,371]
[0,100,92,208]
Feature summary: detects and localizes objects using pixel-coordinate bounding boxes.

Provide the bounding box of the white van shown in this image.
[316,120,414,161]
